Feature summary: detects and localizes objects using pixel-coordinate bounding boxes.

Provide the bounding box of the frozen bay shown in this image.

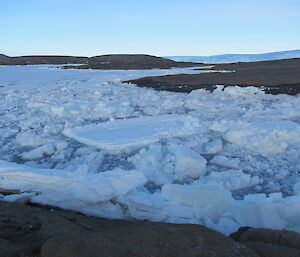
[1,65,300,235]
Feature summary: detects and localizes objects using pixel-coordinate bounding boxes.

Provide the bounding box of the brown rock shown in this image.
[231,227,300,257]
[127,58,300,95]
[0,201,130,257]
[243,241,300,257]
[41,223,258,257]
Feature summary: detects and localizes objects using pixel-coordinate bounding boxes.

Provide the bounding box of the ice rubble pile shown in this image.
[1,66,300,235]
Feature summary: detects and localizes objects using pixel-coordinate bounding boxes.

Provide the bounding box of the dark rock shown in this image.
[0,54,8,59]
[0,201,130,257]
[41,223,258,257]
[6,200,300,257]
[0,55,89,65]
[242,241,300,257]
[65,54,203,70]
[0,214,41,240]
[230,227,300,257]
[0,54,204,69]
[0,201,259,257]
[127,58,300,95]
[0,188,22,195]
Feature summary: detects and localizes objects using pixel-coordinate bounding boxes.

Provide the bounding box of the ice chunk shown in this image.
[69,168,147,203]
[1,192,36,203]
[203,139,222,154]
[293,179,300,195]
[63,115,202,152]
[21,143,55,160]
[204,216,240,236]
[0,160,146,205]
[203,170,260,191]
[128,143,206,185]
[0,160,78,191]
[231,194,287,230]
[16,132,52,147]
[128,143,174,185]
[251,120,299,132]
[210,155,240,169]
[223,86,265,97]
[174,145,207,179]
[120,190,197,223]
[161,183,234,221]
[224,120,300,154]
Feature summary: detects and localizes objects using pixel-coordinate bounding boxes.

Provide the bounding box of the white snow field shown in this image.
[1,65,300,235]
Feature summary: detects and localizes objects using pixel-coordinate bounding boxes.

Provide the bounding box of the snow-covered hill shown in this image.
[166,50,300,63]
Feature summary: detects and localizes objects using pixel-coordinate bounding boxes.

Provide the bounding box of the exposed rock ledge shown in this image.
[1,201,300,257]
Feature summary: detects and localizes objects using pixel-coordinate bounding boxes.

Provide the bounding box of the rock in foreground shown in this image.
[3,200,300,257]
[231,227,300,257]
[41,223,257,257]
[0,201,257,257]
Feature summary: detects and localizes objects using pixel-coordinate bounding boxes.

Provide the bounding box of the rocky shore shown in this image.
[1,201,300,257]
[127,58,300,95]
[2,53,300,95]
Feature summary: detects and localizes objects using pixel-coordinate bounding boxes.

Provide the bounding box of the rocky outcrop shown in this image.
[41,223,257,257]
[0,201,130,257]
[230,227,300,257]
[0,201,258,257]
[2,201,300,257]
[127,58,300,95]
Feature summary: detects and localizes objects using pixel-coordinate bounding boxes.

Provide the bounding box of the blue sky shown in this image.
[1,0,299,56]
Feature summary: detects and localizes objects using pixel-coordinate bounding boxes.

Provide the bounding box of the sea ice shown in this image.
[174,144,207,179]
[161,183,234,220]
[223,120,300,154]
[0,160,146,214]
[63,115,203,153]
[1,65,300,236]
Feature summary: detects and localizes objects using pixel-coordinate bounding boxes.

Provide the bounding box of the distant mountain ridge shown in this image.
[166,50,300,64]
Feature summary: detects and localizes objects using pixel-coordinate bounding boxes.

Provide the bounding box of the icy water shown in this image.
[1,65,300,235]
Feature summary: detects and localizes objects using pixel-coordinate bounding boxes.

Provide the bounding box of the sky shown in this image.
[1,0,300,56]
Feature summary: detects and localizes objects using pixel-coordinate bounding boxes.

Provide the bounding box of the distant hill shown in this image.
[0,55,89,65]
[166,50,300,64]
[0,54,204,69]
[0,54,8,59]
[68,54,203,69]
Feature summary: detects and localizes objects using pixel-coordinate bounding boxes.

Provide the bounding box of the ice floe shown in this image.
[63,115,203,153]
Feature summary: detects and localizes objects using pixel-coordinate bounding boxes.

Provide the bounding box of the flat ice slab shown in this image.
[63,115,201,152]
[251,120,300,131]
